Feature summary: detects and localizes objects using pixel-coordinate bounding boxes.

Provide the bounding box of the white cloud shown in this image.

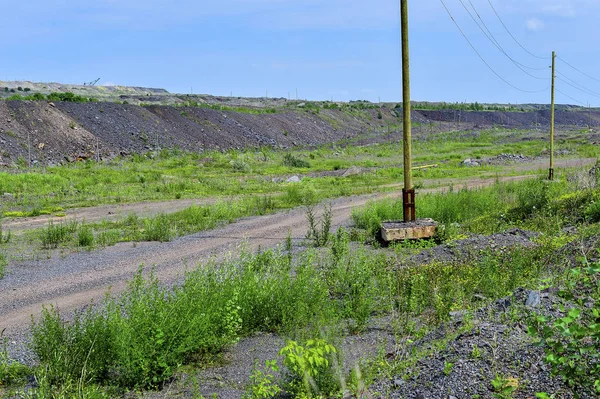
[526,18,545,31]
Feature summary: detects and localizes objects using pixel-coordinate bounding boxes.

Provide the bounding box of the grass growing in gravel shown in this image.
[3,153,599,398]
[0,128,587,216]
[352,173,600,241]
[22,219,583,397]
[19,171,600,397]
[27,240,392,393]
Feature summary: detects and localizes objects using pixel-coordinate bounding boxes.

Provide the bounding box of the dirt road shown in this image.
[0,158,595,352]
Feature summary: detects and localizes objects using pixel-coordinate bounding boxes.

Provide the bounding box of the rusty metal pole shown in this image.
[401,0,415,221]
[549,51,556,180]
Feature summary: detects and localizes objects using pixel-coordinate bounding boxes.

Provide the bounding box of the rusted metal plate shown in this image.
[381,218,437,242]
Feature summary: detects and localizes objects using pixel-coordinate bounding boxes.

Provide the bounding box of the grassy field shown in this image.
[2,166,600,397]
[0,127,587,259]
[1,127,600,398]
[0,128,587,214]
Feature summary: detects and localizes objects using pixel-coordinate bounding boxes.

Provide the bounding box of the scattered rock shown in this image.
[286,176,301,183]
[3,193,14,200]
[462,158,480,167]
[525,290,541,308]
[496,297,511,311]
[392,378,405,388]
[485,153,531,165]
[342,165,362,177]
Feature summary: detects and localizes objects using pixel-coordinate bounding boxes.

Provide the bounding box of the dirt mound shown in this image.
[1,96,599,166]
[0,101,376,165]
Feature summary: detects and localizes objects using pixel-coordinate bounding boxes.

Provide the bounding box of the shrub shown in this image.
[282,153,310,168]
[0,223,11,244]
[585,200,600,223]
[243,360,281,399]
[40,221,77,249]
[279,339,339,397]
[77,225,94,247]
[528,262,600,398]
[230,159,251,173]
[143,213,173,242]
[305,204,332,247]
[29,249,339,390]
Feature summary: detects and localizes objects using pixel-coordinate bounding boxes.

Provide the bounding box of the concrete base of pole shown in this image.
[381,218,437,242]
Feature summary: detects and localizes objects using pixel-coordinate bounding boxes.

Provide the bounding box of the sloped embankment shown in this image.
[1,100,599,166]
[0,101,385,165]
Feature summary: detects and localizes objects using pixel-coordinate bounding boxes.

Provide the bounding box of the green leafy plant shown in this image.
[305,204,332,247]
[243,360,281,399]
[283,153,310,168]
[279,339,338,397]
[0,331,30,387]
[77,225,94,247]
[470,344,481,359]
[230,159,251,172]
[443,361,454,376]
[40,221,77,249]
[143,213,173,242]
[491,375,518,399]
[528,262,600,398]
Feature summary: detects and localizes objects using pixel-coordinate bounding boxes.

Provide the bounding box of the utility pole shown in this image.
[549,51,556,181]
[401,0,414,221]
[589,102,592,131]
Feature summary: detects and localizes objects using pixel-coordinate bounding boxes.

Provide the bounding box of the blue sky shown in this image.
[3,0,600,105]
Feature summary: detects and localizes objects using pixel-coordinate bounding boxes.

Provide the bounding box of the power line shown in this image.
[556,73,600,99]
[461,0,547,76]
[557,56,600,85]
[556,88,586,106]
[438,0,550,94]
[486,0,548,60]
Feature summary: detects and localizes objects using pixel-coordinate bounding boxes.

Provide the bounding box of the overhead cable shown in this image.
[438,0,550,94]
[486,0,548,60]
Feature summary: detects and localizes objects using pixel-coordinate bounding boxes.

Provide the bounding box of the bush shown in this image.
[29,249,341,390]
[40,221,77,249]
[282,153,310,168]
[77,225,94,247]
[0,223,11,244]
[143,213,173,242]
[585,200,600,223]
[305,204,332,247]
[279,339,339,397]
[230,159,251,173]
[528,262,600,398]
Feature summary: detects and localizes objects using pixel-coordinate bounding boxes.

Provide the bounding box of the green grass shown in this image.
[0,253,6,279]
[0,128,589,217]
[351,177,588,240]
[6,172,600,397]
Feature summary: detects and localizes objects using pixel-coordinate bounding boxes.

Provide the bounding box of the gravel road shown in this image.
[0,158,595,362]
